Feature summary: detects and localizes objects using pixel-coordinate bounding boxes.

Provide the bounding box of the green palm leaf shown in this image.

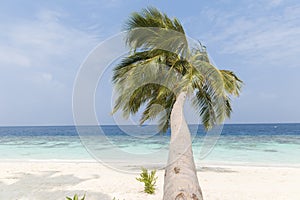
[112,7,242,132]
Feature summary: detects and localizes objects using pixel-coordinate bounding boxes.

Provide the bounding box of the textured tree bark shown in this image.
[163,92,203,200]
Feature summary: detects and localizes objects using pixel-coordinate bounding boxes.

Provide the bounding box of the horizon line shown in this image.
[0,122,300,128]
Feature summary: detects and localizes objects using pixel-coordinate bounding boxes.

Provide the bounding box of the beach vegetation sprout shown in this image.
[136,167,158,194]
[66,193,86,200]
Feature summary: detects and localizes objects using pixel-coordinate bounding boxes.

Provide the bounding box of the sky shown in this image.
[0,0,300,126]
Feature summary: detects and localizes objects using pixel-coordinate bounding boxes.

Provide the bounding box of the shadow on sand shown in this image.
[0,170,111,200]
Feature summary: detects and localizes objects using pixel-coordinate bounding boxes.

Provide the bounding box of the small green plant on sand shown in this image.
[136,167,157,194]
[66,193,85,200]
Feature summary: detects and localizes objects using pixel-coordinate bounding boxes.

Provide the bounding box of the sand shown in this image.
[0,161,299,200]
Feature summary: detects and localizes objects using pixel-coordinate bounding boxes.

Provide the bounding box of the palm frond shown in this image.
[125,7,185,33]
[112,7,243,133]
[220,70,243,96]
[193,86,216,130]
[139,86,175,132]
[189,47,239,130]
[125,7,188,57]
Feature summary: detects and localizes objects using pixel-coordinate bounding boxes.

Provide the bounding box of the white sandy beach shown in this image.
[0,161,300,200]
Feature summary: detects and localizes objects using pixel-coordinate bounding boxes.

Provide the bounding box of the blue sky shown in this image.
[1,0,300,126]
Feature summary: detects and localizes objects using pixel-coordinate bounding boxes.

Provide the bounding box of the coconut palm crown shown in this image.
[112,7,242,132]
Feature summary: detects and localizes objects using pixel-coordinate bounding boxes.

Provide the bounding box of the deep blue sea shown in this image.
[0,124,300,167]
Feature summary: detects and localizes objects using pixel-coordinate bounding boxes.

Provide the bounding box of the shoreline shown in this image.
[0,158,299,168]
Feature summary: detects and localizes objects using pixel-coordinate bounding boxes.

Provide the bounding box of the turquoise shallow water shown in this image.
[0,124,299,166]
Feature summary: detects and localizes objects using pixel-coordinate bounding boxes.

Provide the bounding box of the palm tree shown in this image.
[112,7,242,200]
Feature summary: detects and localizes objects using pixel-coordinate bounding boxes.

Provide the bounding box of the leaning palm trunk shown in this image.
[163,92,203,200]
[112,7,243,200]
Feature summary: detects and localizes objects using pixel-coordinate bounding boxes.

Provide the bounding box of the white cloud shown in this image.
[258,92,278,100]
[0,9,99,70]
[83,0,123,8]
[36,9,65,22]
[200,3,300,68]
[30,72,53,84]
[269,0,283,7]
[0,8,104,103]
[0,46,31,67]
[0,8,104,125]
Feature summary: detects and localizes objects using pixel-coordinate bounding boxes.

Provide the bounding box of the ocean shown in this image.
[0,124,299,168]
